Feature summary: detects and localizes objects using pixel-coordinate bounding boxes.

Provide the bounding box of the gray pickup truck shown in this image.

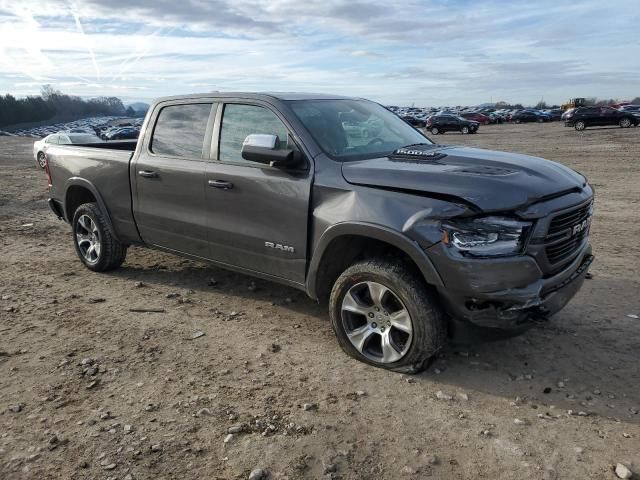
[45,92,594,373]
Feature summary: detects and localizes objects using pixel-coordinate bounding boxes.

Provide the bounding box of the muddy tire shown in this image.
[72,203,127,272]
[329,258,447,374]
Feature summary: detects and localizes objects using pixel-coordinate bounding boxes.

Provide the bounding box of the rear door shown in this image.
[132,101,215,258]
[203,101,312,284]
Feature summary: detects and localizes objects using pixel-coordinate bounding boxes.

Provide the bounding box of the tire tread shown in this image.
[329,258,447,374]
[72,203,127,272]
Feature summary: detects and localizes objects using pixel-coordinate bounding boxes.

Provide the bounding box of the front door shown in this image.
[204,102,312,284]
[132,101,215,258]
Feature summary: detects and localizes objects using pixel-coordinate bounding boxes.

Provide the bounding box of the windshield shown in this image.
[288,99,431,161]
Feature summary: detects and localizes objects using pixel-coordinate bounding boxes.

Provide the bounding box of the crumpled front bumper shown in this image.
[430,243,593,331]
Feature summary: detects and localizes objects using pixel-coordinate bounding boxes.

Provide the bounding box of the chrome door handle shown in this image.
[208,179,233,190]
[138,170,158,178]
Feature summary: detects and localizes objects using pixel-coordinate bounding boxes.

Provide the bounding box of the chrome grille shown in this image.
[545,201,592,265]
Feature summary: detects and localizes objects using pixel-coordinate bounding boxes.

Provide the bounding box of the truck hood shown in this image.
[341,145,587,212]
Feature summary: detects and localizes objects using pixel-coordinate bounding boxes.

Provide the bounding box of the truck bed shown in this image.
[46,142,140,243]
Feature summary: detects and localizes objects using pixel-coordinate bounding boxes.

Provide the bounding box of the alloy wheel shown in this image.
[75,214,101,264]
[341,281,413,364]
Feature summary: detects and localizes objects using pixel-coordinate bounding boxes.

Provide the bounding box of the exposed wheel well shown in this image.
[314,235,423,304]
[65,186,96,220]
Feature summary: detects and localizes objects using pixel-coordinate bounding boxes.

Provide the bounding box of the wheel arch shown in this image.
[306,222,443,302]
[63,178,119,241]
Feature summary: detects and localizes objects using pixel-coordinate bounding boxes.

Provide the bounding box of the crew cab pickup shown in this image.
[45,92,594,373]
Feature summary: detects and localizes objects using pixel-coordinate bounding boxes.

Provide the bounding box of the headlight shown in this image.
[441,216,532,257]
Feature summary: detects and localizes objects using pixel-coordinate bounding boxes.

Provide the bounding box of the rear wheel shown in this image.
[575,121,586,131]
[430,127,439,135]
[72,203,127,272]
[619,118,632,128]
[461,126,470,134]
[36,152,46,169]
[329,259,447,374]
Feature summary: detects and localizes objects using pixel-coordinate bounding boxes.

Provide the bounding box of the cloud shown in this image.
[0,0,638,105]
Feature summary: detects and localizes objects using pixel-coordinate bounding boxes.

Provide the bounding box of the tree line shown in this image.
[0,85,129,129]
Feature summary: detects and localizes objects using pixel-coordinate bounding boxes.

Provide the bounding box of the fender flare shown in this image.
[63,177,120,241]
[305,222,444,300]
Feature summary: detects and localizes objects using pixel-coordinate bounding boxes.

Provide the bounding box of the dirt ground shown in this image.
[1,122,639,480]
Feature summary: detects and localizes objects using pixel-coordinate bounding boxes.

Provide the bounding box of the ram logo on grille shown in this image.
[572,217,591,236]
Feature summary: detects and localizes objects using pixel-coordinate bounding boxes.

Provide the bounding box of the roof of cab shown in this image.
[153,92,361,103]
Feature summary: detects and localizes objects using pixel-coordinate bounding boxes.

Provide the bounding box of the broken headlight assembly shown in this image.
[441,216,532,257]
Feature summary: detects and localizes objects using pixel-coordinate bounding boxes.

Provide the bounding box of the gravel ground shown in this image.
[1,122,639,480]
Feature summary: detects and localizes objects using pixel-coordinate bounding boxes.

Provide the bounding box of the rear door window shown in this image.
[150,103,213,159]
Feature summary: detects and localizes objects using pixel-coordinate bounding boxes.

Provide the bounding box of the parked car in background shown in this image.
[528,110,552,122]
[105,127,140,140]
[511,110,547,123]
[620,106,640,120]
[426,114,479,134]
[564,106,639,131]
[400,114,426,128]
[33,133,101,168]
[544,109,564,121]
[488,113,505,124]
[460,112,490,125]
[618,105,640,116]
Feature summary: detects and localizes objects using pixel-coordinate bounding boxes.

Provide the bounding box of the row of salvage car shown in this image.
[389,104,640,133]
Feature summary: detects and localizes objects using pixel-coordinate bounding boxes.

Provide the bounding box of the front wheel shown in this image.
[619,118,632,128]
[574,121,586,131]
[430,127,439,135]
[461,126,470,134]
[329,259,447,374]
[72,203,127,272]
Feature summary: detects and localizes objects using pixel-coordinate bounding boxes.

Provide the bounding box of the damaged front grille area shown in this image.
[544,201,593,265]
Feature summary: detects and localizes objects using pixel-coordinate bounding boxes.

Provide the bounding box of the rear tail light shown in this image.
[44,154,52,186]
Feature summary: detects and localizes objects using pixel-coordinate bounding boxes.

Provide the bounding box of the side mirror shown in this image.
[241,134,299,168]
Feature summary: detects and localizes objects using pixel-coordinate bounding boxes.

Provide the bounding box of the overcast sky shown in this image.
[0,0,638,106]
